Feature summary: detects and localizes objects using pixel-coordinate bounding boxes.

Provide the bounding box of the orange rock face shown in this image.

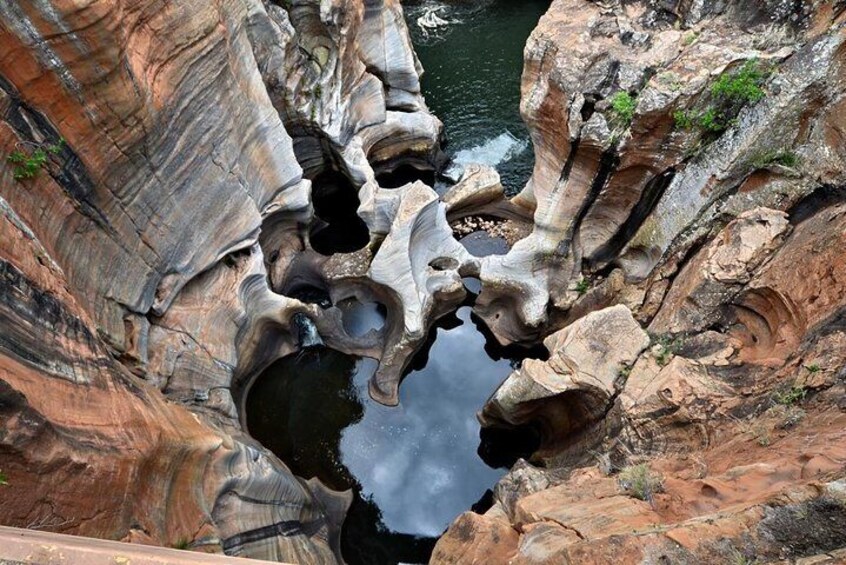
[438,1,846,564]
[0,0,440,561]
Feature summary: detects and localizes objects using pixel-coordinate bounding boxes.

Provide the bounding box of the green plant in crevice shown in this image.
[656,71,683,92]
[697,108,725,132]
[673,59,770,138]
[652,334,682,367]
[805,363,821,373]
[711,59,767,104]
[6,138,64,181]
[682,30,700,46]
[8,148,48,180]
[751,148,799,170]
[729,548,758,565]
[0,470,8,486]
[575,277,590,296]
[673,109,695,129]
[772,385,806,406]
[618,464,664,502]
[610,91,637,128]
[171,538,191,550]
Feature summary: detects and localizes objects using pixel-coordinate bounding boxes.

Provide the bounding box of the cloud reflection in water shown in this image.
[340,307,513,537]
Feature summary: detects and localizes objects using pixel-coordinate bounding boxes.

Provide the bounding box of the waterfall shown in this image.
[292,313,323,349]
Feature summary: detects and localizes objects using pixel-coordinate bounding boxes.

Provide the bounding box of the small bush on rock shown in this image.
[610,91,637,127]
[751,149,799,170]
[618,464,664,502]
[711,60,766,104]
[6,138,64,180]
[673,59,769,138]
[772,386,806,406]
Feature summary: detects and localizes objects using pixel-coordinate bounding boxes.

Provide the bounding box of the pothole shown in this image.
[338,298,387,338]
[309,170,370,256]
[376,164,436,189]
[243,306,544,564]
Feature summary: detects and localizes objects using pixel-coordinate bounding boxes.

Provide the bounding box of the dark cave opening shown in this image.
[308,169,371,256]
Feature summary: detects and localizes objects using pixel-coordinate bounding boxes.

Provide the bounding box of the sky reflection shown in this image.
[246,305,517,556]
[340,307,513,537]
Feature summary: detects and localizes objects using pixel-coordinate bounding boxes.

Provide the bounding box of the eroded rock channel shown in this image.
[242,2,551,562]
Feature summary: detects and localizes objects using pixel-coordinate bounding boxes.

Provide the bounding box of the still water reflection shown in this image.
[245,307,522,564]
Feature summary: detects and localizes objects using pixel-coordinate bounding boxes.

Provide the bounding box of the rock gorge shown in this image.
[0,1,845,565]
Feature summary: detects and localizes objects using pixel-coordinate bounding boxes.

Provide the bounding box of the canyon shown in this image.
[1,1,845,564]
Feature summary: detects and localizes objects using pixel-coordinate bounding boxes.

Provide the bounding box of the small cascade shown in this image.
[292,313,323,349]
[416,5,458,37]
[405,0,550,193]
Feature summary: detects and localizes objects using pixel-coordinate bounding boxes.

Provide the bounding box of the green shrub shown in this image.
[575,278,590,295]
[806,363,821,373]
[729,549,758,565]
[6,138,64,180]
[674,59,769,138]
[0,470,7,486]
[682,31,700,46]
[618,464,663,502]
[697,108,726,132]
[652,334,682,367]
[610,91,637,127]
[772,386,806,406]
[171,539,191,550]
[673,110,695,129]
[752,149,799,170]
[711,60,767,104]
[7,148,47,180]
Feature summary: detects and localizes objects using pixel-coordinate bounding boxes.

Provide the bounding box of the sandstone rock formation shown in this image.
[474,0,846,346]
[3,0,846,563]
[479,305,650,463]
[433,2,846,563]
[0,0,451,560]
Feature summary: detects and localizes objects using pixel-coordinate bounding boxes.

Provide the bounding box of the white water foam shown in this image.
[416,6,454,36]
[406,0,493,43]
[443,130,529,182]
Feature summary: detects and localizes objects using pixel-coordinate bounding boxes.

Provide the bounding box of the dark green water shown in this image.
[404,0,550,194]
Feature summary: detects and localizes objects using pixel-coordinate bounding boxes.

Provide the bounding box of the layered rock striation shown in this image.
[3,0,846,563]
[0,0,450,560]
[473,0,846,346]
[433,1,846,563]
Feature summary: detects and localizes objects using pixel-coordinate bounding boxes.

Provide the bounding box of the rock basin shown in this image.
[244,306,542,564]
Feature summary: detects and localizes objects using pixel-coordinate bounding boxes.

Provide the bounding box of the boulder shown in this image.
[479,305,650,462]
